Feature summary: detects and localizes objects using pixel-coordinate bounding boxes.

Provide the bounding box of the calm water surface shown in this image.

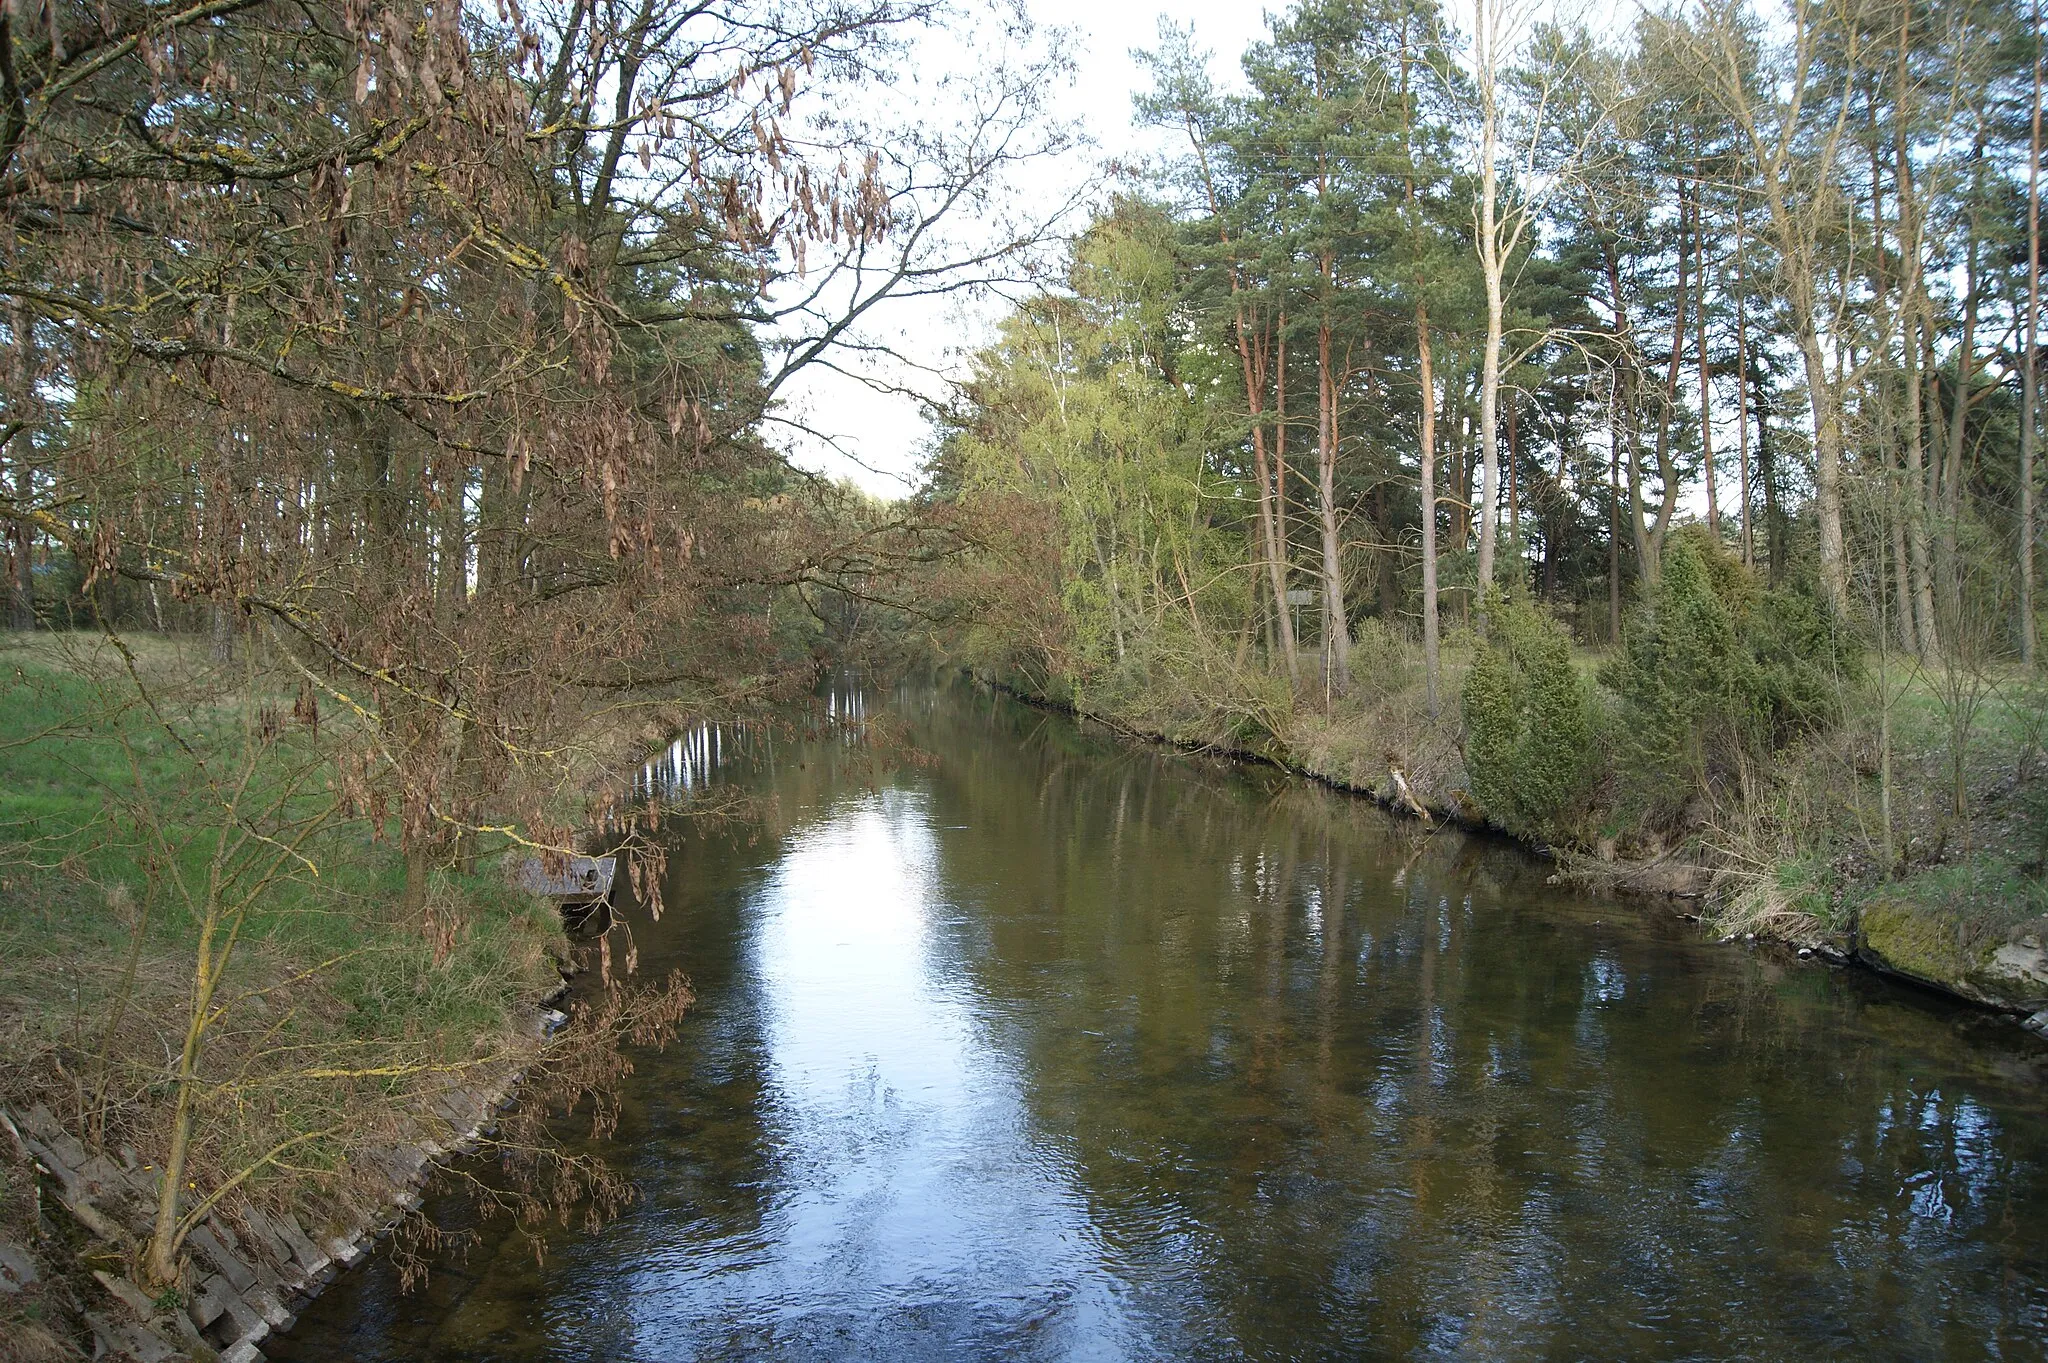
[277,685,2048,1361]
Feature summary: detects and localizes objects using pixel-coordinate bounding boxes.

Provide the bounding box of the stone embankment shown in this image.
[0,999,569,1362]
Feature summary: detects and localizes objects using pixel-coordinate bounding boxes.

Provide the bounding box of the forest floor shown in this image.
[0,632,569,1360]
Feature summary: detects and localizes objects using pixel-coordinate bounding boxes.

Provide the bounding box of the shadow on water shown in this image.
[275,681,2048,1363]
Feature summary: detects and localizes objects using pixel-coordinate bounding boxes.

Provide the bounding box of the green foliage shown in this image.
[1345,620,1416,702]
[1461,595,1595,838]
[0,635,561,1063]
[1745,585,1858,741]
[1602,538,1854,819]
[1601,539,1757,815]
[938,197,1248,705]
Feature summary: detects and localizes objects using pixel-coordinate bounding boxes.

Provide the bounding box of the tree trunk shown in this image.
[1891,495,1916,654]
[144,883,228,1287]
[1798,321,1850,617]
[1937,207,1981,638]
[437,458,467,629]
[2025,6,2043,664]
[1882,55,1941,656]
[1400,18,1440,710]
[1376,483,1399,620]
[1734,203,1754,569]
[1753,366,1784,585]
[1609,392,1623,641]
[7,302,33,629]
[1505,394,1520,581]
[1238,317,1299,685]
[1867,137,1915,655]
[1185,107,1297,685]
[1477,234,1502,608]
[1694,168,1718,538]
[1727,0,1851,615]
[1277,320,1295,652]
[1651,185,1691,575]
[1474,0,1505,608]
[1458,390,1477,559]
[1903,307,1940,657]
[1601,240,1662,581]
[1316,310,1350,696]
[1418,297,1441,714]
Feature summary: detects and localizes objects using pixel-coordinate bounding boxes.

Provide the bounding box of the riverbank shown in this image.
[0,633,577,1361]
[975,648,2048,1032]
[1,1031,556,1362]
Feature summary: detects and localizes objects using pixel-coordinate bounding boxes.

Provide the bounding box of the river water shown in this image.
[276,684,2048,1361]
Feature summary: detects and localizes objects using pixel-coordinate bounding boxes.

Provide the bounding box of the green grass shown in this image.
[1858,857,2048,920]
[0,630,565,1214]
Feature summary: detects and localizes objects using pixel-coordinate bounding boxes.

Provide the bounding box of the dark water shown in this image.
[276,685,2048,1362]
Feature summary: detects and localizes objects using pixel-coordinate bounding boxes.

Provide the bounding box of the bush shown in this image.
[1600,537,1853,821]
[1462,594,1595,839]
[1745,586,1858,742]
[1601,538,1757,816]
[1346,618,1415,701]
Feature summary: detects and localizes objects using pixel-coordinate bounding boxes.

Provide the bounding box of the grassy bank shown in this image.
[0,631,570,1357]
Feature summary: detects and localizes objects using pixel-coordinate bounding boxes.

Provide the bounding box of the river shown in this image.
[275,683,2048,1361]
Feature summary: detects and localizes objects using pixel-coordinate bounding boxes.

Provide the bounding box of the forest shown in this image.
[932,0,2048,1006]
[0,0,2043,1352]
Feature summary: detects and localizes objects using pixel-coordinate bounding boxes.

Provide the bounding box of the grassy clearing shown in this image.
[0,630,567,1343]
[0,632,563,1058]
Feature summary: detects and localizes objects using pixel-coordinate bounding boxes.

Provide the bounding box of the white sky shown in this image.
[776,1,1274,497]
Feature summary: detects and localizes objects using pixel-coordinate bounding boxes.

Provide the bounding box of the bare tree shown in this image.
[1471,0,1517,601]
[1695,0,1862,619]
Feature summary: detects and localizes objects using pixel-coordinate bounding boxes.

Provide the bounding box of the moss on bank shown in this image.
[1855,864,2048,1010]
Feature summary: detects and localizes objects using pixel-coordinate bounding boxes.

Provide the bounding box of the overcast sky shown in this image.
[775,1,1275,497]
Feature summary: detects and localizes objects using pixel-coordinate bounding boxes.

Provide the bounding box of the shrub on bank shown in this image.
[1744,585,1858,743]
[1462,594,1596,840]
[1601,539,1757,820]
[1601,536,1855,825]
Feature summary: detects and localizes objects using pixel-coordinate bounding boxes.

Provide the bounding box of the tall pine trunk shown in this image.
[1316,306,1350,697]
[2024,8,2042,663]
[1695,166,1718,537]
[1418,298,1441,713]
[1239,317,1299,685]
[1649,187,1691,582]
[1734,203,1755,569]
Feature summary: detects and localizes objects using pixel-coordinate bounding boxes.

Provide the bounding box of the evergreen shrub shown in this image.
[1462,593,1595,839]
[1745,585,1858,742]
[1601,535,1855,820]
